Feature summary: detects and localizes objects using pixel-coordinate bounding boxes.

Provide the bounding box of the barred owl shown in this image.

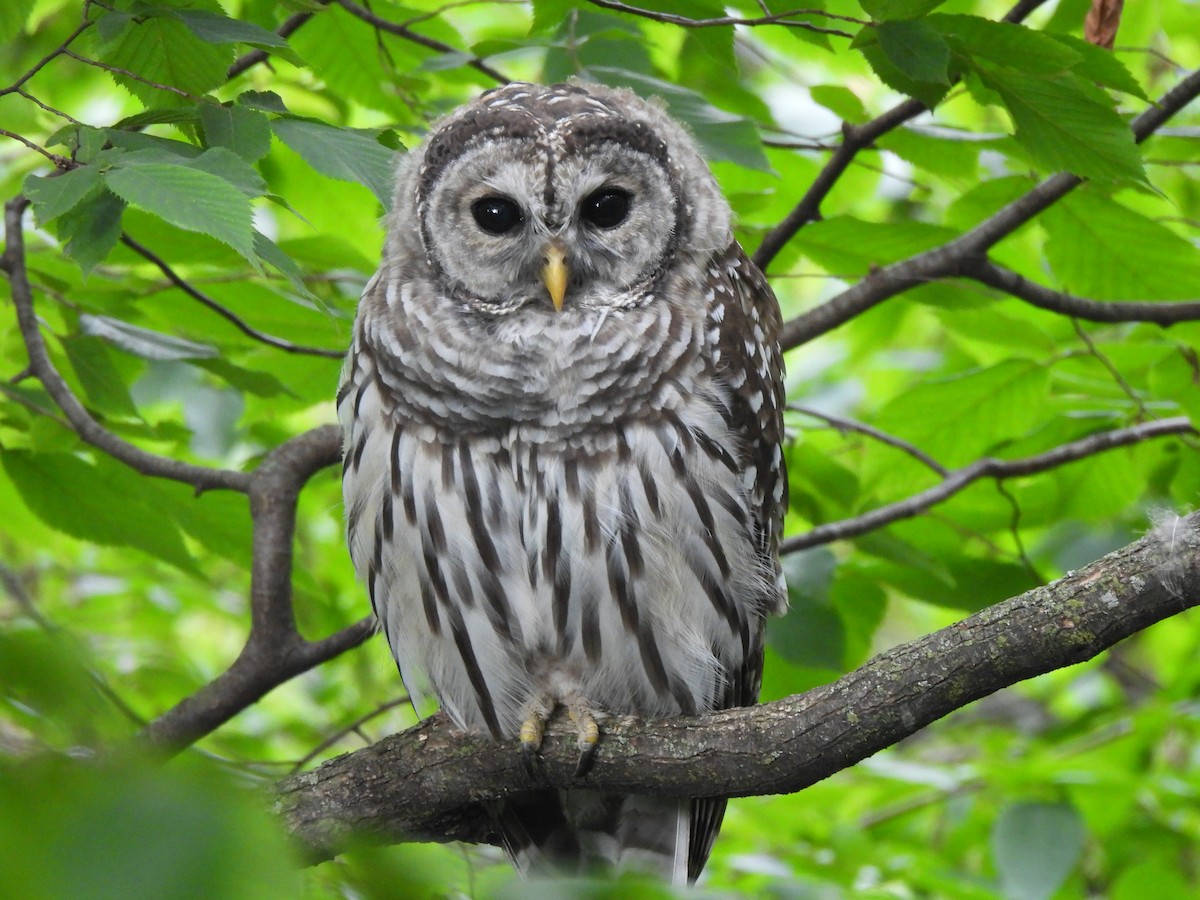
[338,81,786,883]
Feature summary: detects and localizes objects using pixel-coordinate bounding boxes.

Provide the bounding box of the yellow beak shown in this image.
[541,244,568,312]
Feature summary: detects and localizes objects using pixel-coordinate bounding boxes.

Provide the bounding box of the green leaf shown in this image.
[792,216,957,274]
[254,231,316,300]
[60,334,140,418]
[98,14,232,106]
[237,90,289,113]
[1046,32,1149,100]
[174,8,289,47]
[1042,191,1200,300]
[857,36,949,108]
[586,68,771,171]
[103,162,256,260]
[24,167,103,225]
[871,360,1050,468]
[0,450,198,574]
[875,20,950,86]
[809,85,868,123]
[198,102,272,162]
[80,314,219,361]
[56,189,126,275]
[185,147,268,198]
[977,67,1145,182]
[932,15,1081,76]
[992,802,1086,900]
[271,118,398,207]
[859,0,948,19]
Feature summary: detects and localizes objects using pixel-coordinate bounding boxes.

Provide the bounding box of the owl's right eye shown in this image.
[471,197,524,235]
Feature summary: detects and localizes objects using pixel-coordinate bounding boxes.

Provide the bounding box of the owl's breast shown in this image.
[366,278,711,443]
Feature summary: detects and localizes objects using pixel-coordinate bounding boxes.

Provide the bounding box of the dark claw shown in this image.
[522,741,543,780]
[574,740,599,778]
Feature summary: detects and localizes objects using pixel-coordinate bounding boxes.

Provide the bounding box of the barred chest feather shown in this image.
[338,263,779,739]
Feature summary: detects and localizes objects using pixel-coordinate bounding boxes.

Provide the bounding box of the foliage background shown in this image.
[1,0,1198,897]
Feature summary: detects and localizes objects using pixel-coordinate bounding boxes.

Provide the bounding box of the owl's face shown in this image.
[393,82,732,316]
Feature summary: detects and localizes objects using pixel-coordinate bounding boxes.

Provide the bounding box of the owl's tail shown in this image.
[491,792,725,884]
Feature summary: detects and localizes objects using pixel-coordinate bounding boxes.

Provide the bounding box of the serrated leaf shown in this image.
[254,231,317,301]
[174,8,288,47]
[0,450,199,575]
[858,38,949,108]
[288,4,409,117]
[98,15,231,106]
[876,19,950,85]
[1042,191,1200,300]
[24,168,103,225]
[185,147,268,198]
[80,314,219,361]
[56,189,126,275]
[932,15,1081,76]
[793,216,957,274]
[237,90,288,113]
[113,106,202,130]
[992,802,1086,900]
[60,335,140,418]
[198,102,272,162]
[809,85,868,123]
[978,67,1145,182]
[271,118,398,207]
[873,360,1050,467]
[104,162,256,259]
[1046,32,1149,100]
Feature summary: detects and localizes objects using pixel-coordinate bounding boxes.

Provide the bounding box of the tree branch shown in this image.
[277,510,1200,861]
[779,67,1200,351]
[3,197,251,494]
[960,257,1200,325]
[138,425,376,754]
[782,417,1195,553]
[752,0,1052,273]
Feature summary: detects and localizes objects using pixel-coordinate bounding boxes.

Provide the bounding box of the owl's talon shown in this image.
[568,703,601,777]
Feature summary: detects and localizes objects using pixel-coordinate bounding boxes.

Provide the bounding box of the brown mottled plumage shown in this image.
[338,81,786,883]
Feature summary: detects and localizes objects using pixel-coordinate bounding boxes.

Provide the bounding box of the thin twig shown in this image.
[782,417,1195,552]
[120,235,344,359]
[0,129,69,165]
[789,404,949,477]
[336,0,509,84]
[585,0,861,36]
[291,696,412,772]
[0,17,95,97]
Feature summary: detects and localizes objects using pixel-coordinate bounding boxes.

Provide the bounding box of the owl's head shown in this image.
[388,82,732,315]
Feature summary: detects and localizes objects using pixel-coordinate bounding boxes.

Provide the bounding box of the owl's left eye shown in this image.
[471,196,524,235]
[581,188,631,229]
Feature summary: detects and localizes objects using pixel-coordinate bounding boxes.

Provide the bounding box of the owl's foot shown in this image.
[516,694,603,778]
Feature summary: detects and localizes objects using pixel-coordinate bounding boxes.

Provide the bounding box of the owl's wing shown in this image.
[709,242,788,701]
[684,243,787,883]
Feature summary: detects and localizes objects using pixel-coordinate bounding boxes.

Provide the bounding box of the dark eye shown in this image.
[581,188,631,229]
[471,196,523,235]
